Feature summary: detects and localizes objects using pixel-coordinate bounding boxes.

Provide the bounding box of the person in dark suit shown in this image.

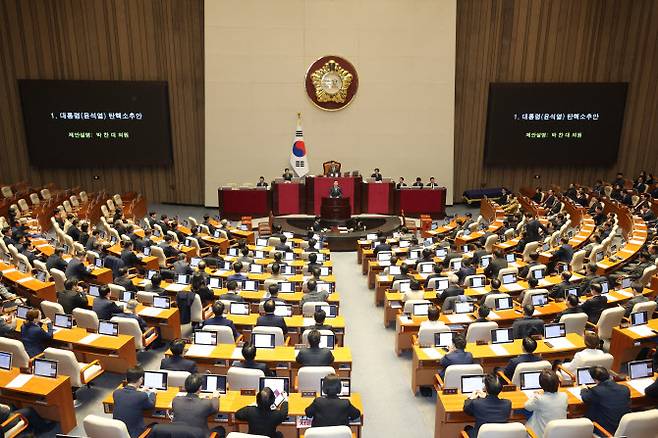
[511,304,544,339]
[329,180,342,198]
[581,283,608,324]
[524,212,548,242]
[483,250,508,279]
[282,168,294,181]
[305,374,361,427]
[101,244,126,277]
[438,333,473,379]
[424,264,445,289]
[456,257,476,285]
[114,267,138,292]
[133,229,152,253]
[426,176,440,188]
[478,279,502,306]
[370,168,383,181]
[226,262,247,283]
[438,274,464,307]
[234,343,273,376]
[145,273,167,295]
[85,229,100,251]
[274,235,292,252]
[463,373,512,438]
[160,235,180,258]
[113,367,157,438]
[412,177,424,187]
[578,263,607,295]
[115,299,148,332]
[203,246,224,269]
[392,263,414,282]
[92,284,122,321]
[173,253,193,275]
[519,252,540,278]
[296,329,334,366]
[161,339,197,373]
[20,309,53,357]
[309,308,333,332]
[257,299,288,335]
[552,294,583,322]
[66,218,82,242]
[218,280,247,303]
[531,187,543,203]
[120,241,140,269]
[396,177,407,189]
[236,387,288,438]
[64,251,91,282]
[57,279,88,314]
[581,366,631,433]
[171,374,222,438]
[550,271,576,299]
[176,289,196,325]
[46,247,68,272]
[503,337,542,379]
[201,301,238,339]
[373,236,392,256]
[553,237,574,264]
[78,222,90,247]
[256,176,269,188]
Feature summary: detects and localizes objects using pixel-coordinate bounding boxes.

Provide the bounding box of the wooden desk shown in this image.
[16,320,137,373]
[596,216,648,275]
[103,389,363,438]
[609,318,658,370]
[434,379,652,438]
[225,314,346,345]
[0,262,56,304]
[411,333,585,394]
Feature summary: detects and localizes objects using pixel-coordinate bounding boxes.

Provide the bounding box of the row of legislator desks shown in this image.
[218,177,447,218]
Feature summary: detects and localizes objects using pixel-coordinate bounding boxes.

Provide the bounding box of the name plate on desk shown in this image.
[240,389,256,396]
[301,391,317,398]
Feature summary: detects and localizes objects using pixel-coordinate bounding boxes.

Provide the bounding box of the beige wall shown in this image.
[205,0,456,206]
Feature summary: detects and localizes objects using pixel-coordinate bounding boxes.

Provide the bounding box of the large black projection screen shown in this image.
[484,82,628,166]
[18,80,173,167]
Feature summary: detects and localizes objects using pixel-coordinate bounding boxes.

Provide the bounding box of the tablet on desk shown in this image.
[256,238,268,247]
[146,270,157,280]
[259,377,289,406]
[630,311,648,326]
[494,297,513,311]
[17,261,29,274]
[201,374,227,394]
[398,282,411,293]
[190,257,201,268]
[54,313,73,329]
[229,302,250,315]
[412,303,430,317]
[520,371,542,391]
[628,359,653,380]
[254,251,265,260]
[95,257,104,268]
[241,280,257,291]
[176,274,190,285]
[315,253,326,262]
[319,334,336,350]
[284,252,295,261]
[278,281,294,293]
[153,296,170,309]
[434,331,453,348]
[208,277,222,289]
[621,277,632,289]
[250,264,263,273]
[316,282,333,293]
[227,248,238,257]
[142,246,151,256]
[480,256,492,268]
[531,293,549,307]
[502,273,517,285]
[315,304,338,318]
[532,269,545,280]
[450,259,462,270]
[88,285,100,297]
[33,358,58,378]
[120,291,134,303]
[454,301,474,314]
[98,321,119,336]
[420,264,435,274]
[599,281,609,293]
[544,323,566,339]
[273,304,292,317]
[435,248,447,258]
[388,266,402,276]
[0,352,12,370]
[35,270,48,282]
[469,276,485,288]
[194,330,218,346]
[377,253,392,262]
[491,328,514,344]
[253,333,275,349]
[142,370,167,390]
[566,288,579,298]
[461,375,485,394]
[576,367,596,386]
[434,278,449,292]
[281,265,295,275]
[505,253,516,263]
[319,266,330,276]
[16,305,30,320]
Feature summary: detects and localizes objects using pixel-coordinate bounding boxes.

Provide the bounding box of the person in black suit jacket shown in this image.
[201,301,238,338]
[438,274,464,306]
[550,271,576,299]
[113,367,157,438]
[46,247,68,272]
[236,387,288,438]
[309,308,333,332]
[234,343,273,376]
[161,339,197,373]
[121,241,140,269]
[20,309,54,357]
[393,263,414,282]
[524,212,548,242]
[85,229,100,251]
[503,337,542,379]
[296,329,334,366]
[57,279,88,314]
[463,373,512,438]
[160,235,181,258]
[202,246,224,269]
[396,177,407,189]
[78,222,90,247]
[257,300,288,335]
[483,250,508,279]
[519,252,540,279]
[581,366,631,433]
[438,333,473,379]
[305,374,361,427]
[552,294,583,323]
[64,251,91,282]
[145,273,167,295]
[134,229,153,253]
[412,177,424,187]
[553,237,574,264]
[581,283,608,324]
[92,284,122,321]
[578,263,607,295]
[478,279,502,306]
[114,267,138,292]
[531,187,543,203]
[66,219,81,242]
[274,235,292,252]
[370,168,383,181]
[373,236,392,256]
[101,244,126,277]
[282,168,294,181]
[511,304,544,339]
[171,374,222,438]
[256,176,269,188]
[329,180,342,198]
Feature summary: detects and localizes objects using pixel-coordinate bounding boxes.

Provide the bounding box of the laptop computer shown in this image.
[544,323,566,339]
[33,358,58,378]
[621,277,632,289]
[502,273,516,285]
[420,264,435,274]
[253,333,276,349]
[153,296,171,309]
[201,374,227,394]
[316,282,333,293]
[227,248,238,257]
[319,266,331,276]
[412,302,430,316]
[259,377,290,406]
[315,304,338,318]
[284,252,295,261]
[194,330,218,346]
[460,375,485,393]
[16,305,30,319]
[278,282,294,293]
[54,313,73,329]
[436,248,447,258]
[454,301,474,314]
[250,264,264,273]
[505,253,515,263]
[469,276,485,288]
[176,274,190,285]
[531,292,549,307]
[566,287,579,298]
[491,328,514,344]
[628,359,653,380]
[377,252,392,262]
[98,321,119,336]
[399,282,411,292]
[532,269,545,280]
[434,331,453,348]
[208,277,222,289]
[0,352,12,370]
[242,280,258,291]
[229,302,250,315]
[256,238,268,247]
[520,371,542,391]
[142,370,167,390]
[494,297,513,311]
[576,367,596,386]
[433,278,450,291]
[388,266,402,276]
[190,257,201,268]
[319,334,336,349]
[630,311,648,326]
[88,285,101,297]
[120,291,134,303]
[321,377,351,398]
[450,259,462,270]
[254,251,266,260]
[273,304,293,317]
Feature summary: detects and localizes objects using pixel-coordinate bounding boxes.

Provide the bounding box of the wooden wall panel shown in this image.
[0,0,204,204]
[455,0,658,198]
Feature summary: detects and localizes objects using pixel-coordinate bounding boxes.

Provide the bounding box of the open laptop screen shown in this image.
[576,368,596,386]
[628,359,653,380]
[434,331,453,348]
[544,323,565,339]
[491,328,514,344]
[259,377,290,406]
[630,311,648,326]
[494,297,513,311]
[143,371,167,390]
[253,333,275,349]
[461,375,485,393]
[0,352,12,370]
[201,374,227,394]
[193,330,218,346]
[520,371,542,390]
[33,358,58,378]
[54,313,73,329]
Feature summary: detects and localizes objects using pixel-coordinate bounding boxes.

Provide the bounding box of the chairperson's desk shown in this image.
[15,320,137,373]
[434,377,653,438]
[412,333,585,394]
[103,390,364,438]
[166,344,353,379]
[0,368,76,432]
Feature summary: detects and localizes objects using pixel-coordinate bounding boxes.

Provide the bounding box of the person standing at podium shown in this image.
[329,180,343,198]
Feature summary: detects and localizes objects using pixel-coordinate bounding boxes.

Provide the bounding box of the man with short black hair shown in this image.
[438,333,473,379]
[171,374,221,437]
[235,343,272,376]
[553,294,582,322]
[581,366,631,433]
[112,366,156,438]
[227,261,247,282]
[235,387,287,438]
[373,236,391,256]
[114,267,138,292]
[46,247,68,272]
[310,309,333,331]
[257,299,288,335]
[305,374,361,427]
[463,374,512,437]
[203,246,224,269]
[503,337,541,379]
[92,284,122,320]
[581,283,607,323]
[121,241,140,269]
[161,339,197,373]
[296,329,334,366]
[202,301,238,338]
[145,273,166,295]
[300,279,329,307]
[511,304,544,339]
[218,280,246,303]
[57,279,88,314]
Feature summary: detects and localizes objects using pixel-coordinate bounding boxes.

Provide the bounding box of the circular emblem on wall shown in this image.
[305,55,359,111]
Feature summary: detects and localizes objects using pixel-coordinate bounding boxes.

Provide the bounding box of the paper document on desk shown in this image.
[629,239,645,245]
[79,334,101,344]
[616,290,633,298]
[399,315,413,324]
[421,348,443,360]
[139,307,162,317]
[6,374,33,389]
[567,386,583,401]
[487,311,500,320]
[628,377,654,394]
[16,277,34,284]
[628,325,655,337]
[446,314,472,323]
[186,345,216,357]
[489,344,509,356]
[547,337,575,350]
[1,268,16,274]
[165,283,186,292]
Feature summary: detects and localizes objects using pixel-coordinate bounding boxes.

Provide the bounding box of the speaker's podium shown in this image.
[321,197,351,221]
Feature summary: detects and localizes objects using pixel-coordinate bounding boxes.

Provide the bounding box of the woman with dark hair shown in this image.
[524,370,567,437]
